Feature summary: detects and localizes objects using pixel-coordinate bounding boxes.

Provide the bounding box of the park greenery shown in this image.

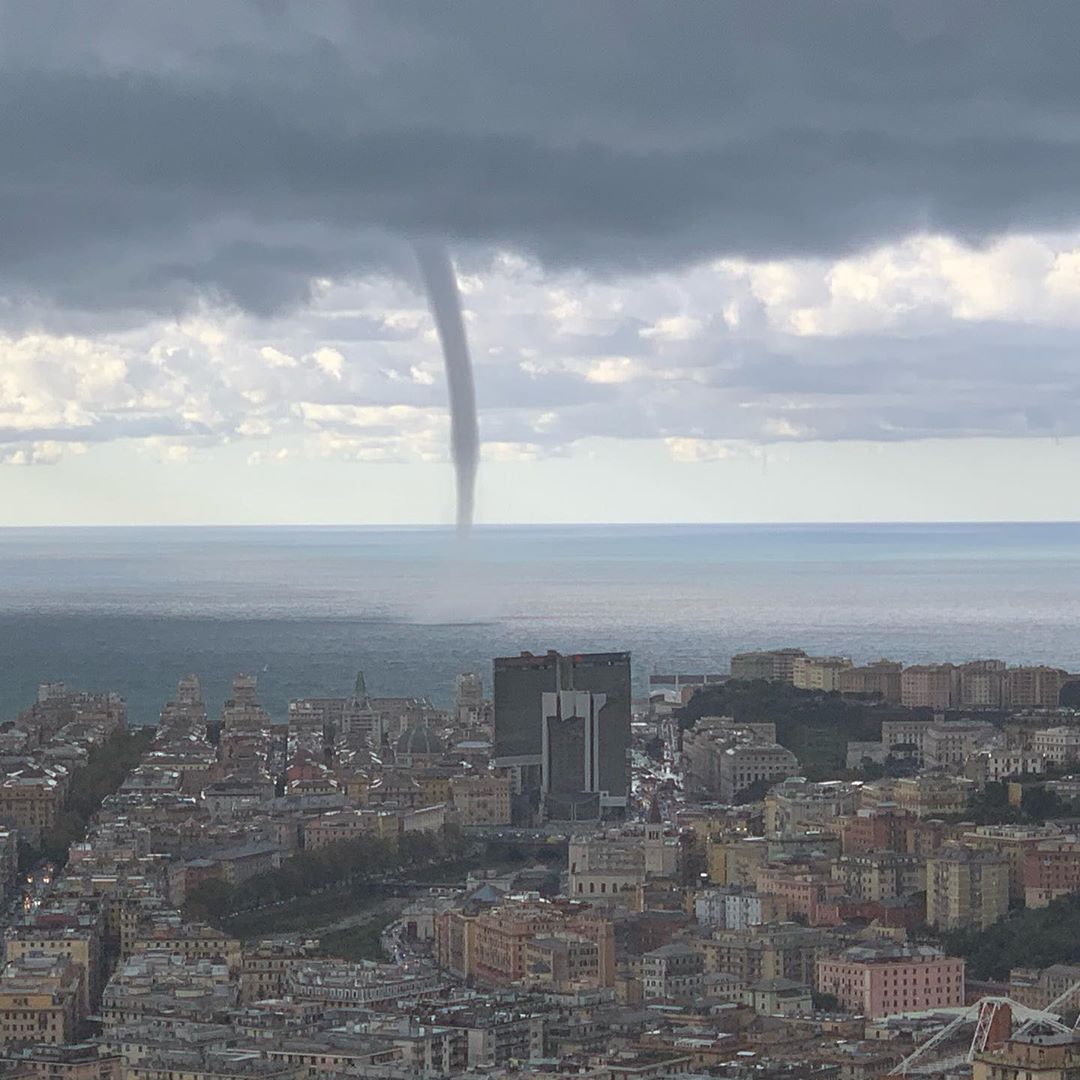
[184,826,474,935]
[942,894,1080,980]
[21,726,156,868]
[320,912,397,961]
[936,780,1079,827]
[677,679,897,779]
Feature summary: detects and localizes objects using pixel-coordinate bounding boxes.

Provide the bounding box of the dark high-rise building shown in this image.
[541,689,603,821]
[493,650,630,819]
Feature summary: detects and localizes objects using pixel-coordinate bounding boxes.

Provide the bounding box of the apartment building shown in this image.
[683,724,799,802]
[831,851,925,902]
[923,721,999,771]
[730,649,807,684]
[450,775,512,826]
[879,719,937,763]
[964,825,1063,903]
[886,775,974,818]
[926,846,1010,931]
[958,660,1007,709]
[718,745,800,803]
[0,771,63,843]
[792,656,853,692]
[900,665,958,710]
[838,661,903,703]
[764,778,859,839]
[706,836,770,887]
[1024,837,1080,908]
[973,1033,1080,1080]
[694,886,786,929]
[238,940,320,1004]
[1006,668,1066,710]
[816,944,964,1019]
[0,955,83,1045]
[434,900,615,988]
[705,925,834,986]
[1032,727,1080,768]
[642,943,704,1001]
[754,867,845,926]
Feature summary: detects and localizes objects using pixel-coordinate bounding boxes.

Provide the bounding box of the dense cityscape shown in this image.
[6,3,1080,1080]
[0,648,1079,1080]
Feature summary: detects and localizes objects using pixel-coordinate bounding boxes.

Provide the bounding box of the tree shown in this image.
[21,727,155,870]
[1021,785,1065,824]
[942,894,1080,980]
[734,777,775,805]
[184,877,236,922]
[677,680,897,779]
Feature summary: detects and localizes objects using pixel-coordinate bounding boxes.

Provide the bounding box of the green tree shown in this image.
[942,895,1080,980]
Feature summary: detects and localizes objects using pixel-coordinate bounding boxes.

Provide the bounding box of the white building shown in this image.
[1033,727,1080,768]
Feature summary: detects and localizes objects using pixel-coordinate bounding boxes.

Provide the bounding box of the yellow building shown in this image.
[238,940,319,1004]
[13,1043,121,1080]
[888,775,974,818]
[0,774,62,843]
[435,899,614,989]
[127,921,241,973]
[964,825,1062,903]
[450,775,512,826]
[303,809,380,849]
[416,770,455,807]
[973,1034,1080,1080]
[926,846,1010,932]
[707,837,769,887]
[0,956,81,1045]
[4,927,100,1014]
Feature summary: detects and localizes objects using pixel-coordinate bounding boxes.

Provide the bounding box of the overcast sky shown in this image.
[2,1,1080,525]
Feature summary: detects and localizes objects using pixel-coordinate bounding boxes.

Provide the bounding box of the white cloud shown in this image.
[639,315,704,342]
[310,346,345,380]
[3,234,1080,478]
[664,438,735,463]
[576,356,647,384]
[295,403,437,430]
[762,417,806,439]
[237,417,273,437]
[0,440,84,466]
[137,438,197,464]
[246,448,290,466]
[482,441,544,462]
[259,346,297,368]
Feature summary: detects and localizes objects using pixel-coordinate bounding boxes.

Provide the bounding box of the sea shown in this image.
[0,522,1078,727]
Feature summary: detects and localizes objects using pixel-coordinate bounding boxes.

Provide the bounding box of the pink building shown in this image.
[1024,837,1080,908]
[900,664,958,710]
[755,866,845,926]
[816,943,964,1018]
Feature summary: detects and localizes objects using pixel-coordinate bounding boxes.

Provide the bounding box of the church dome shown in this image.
[395,722,444,760]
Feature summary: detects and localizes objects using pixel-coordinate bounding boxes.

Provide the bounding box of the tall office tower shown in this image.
[493,650,630,820]
[541,690,606,821]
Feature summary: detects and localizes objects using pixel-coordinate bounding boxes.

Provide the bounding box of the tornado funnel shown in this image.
[414,243,480,539]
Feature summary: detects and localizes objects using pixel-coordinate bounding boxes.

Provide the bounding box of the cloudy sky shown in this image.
[2,1,1080,525]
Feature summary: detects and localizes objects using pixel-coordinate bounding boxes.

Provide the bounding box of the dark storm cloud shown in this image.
[3,1,1080,314]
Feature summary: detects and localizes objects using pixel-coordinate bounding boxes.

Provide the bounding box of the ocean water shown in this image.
[0,523,1078,726]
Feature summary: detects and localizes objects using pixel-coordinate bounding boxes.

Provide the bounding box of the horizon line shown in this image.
[1,519,1079,530]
